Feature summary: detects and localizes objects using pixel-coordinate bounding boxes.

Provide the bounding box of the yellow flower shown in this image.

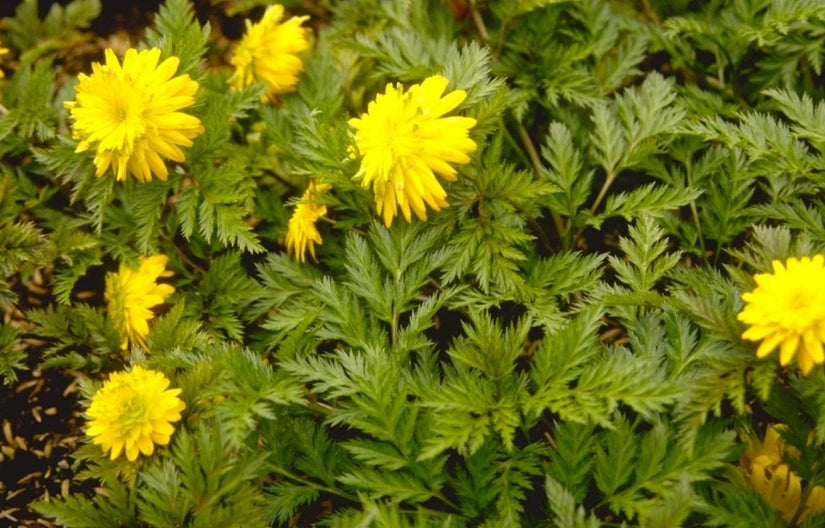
[230,4,310,99]
[86,365,185,461]
[738,255,825,375]
[64,47,204,183]
[285,180,331,263]
[348,75,477,227]
[0,43,9,78]
[105,255,174,350]
[741,425,825,522]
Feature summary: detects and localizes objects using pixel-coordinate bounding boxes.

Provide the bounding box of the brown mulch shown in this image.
[0,365,84,527]
[1,268,86,527]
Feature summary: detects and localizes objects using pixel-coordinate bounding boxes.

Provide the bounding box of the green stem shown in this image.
[468,0,489,41]
[302,398,335,416]
[268,463,359,503]
[516,123,565,245]
[684,158,706,262]
[493,18,512,57]
[589,169,617,217]
[639,0,661,25]
[160,230,208,275]
[391,306,399,348]
[570,167,617,245]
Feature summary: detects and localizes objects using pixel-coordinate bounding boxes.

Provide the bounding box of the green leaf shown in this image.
[0,219,48,307]
[454,443,498,518]
[144,0,210,78]
[493,442,547,524]
[337,467,442,505]
[589,182,702,230]
[263,481,320,525]
[526,306,605,420]
[546,422,598,503]
[545,475,601,528]
[541,122,591,219]
[608,214,681,295]
[0,325,27,386]
[416,361,527,459]
[590,72,685,176]
[3,58,58,140]
[138,427,268,528]
[7,0,101,57]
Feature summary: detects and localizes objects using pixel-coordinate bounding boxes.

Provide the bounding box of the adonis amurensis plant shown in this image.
[3,0,825,526]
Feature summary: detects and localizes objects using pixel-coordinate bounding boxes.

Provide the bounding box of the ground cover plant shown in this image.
[3,0,825,526]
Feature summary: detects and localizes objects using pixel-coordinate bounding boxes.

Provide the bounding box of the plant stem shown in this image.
[268,463,359,502]
[517,123,565,243]
[639,0,661,25]
[391,307,399,348]
[493,18,512,57]
[468,0,489,41]
[570,168,617,245]
[303,398,335,416]
[589,169,617,217]
[684,158,706,262]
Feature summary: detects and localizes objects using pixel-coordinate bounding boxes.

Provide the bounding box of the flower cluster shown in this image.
[64,47,204,183]
[738,255,825,375]
[285,180,331,263]
[741,425,825,522]
[105,255,174,350]
[86,365,185,462]
[349,74,477,227]
[230,4,310,99]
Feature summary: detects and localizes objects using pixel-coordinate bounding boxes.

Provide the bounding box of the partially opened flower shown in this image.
[738,255,825,375]
[64,47,204,182]
[285,180,331,263]
[741,424,825,522]
[86,365,185,461]
[230,4,310,99]
[105,255,174,350]
[349,75,477,227]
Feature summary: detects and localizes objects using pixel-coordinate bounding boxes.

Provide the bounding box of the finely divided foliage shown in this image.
[2,0,825,526]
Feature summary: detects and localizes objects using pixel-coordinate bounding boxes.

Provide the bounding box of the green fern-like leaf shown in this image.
[545,475,601,528]
[263,481,320,525]
[0,324,27,386]
[144,0,209,78]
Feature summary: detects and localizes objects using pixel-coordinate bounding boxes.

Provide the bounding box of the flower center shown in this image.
[119,388,148,426]
[779,284,825,331]
[99,71,149,151]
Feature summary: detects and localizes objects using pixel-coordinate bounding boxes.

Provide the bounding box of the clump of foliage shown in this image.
[2,0,825,526]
